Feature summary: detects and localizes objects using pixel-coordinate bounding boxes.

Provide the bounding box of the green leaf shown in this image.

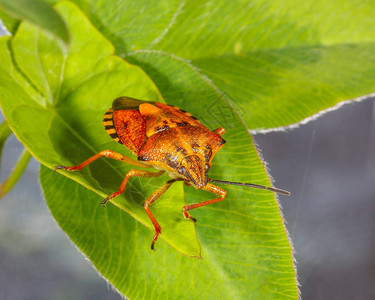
[80,0,375,130]
[40,49,297,299]
[72,0,183,54]
[191,44,375,130]
[0,1,200,257]
[0,0,69,44]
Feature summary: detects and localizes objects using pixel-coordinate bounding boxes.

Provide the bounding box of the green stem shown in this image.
[0,120,13,170]
[0,120,12,147]
[0,148,32,199]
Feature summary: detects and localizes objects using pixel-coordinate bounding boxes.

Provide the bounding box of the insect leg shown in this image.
[101,169,165,205]
[182,183,227,222]
[55,150,151,171]
[144,180,177,250]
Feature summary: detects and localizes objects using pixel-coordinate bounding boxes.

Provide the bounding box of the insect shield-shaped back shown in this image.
[103,96,226,189]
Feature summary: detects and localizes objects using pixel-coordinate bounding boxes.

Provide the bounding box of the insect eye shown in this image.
[178,166,186,175]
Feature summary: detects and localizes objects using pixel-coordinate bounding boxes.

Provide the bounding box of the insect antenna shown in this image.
[208,179,291,196]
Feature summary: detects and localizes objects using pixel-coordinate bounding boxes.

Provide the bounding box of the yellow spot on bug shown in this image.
[103,121,113,126]
[106,128,117,134]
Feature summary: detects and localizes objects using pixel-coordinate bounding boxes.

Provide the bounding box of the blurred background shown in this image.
[0,95,374,300]
[255,97,375,300]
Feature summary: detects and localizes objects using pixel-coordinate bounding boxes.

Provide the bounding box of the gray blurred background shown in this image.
[255,97,375,300]
[0,96,374,300]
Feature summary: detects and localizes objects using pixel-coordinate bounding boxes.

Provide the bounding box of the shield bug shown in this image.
[56,96,290,250]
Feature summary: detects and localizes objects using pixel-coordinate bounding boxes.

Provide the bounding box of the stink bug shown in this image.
[56,96,290,250]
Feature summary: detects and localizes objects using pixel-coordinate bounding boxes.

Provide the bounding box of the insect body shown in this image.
[56,97,290,250]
